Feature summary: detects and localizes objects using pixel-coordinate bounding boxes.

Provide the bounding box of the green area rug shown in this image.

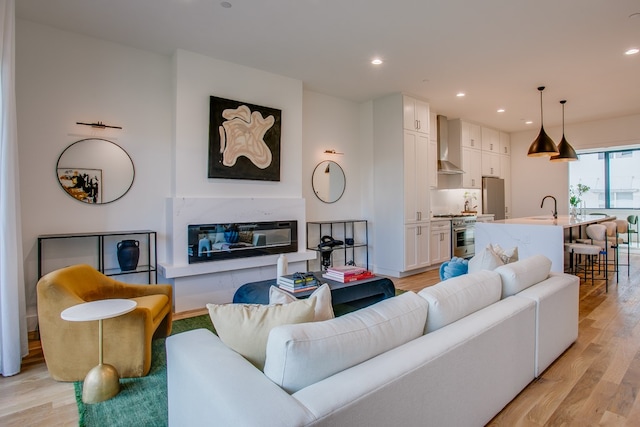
[74,315,215,427]
[74,291,405,426]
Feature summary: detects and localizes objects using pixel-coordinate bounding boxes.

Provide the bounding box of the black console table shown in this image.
[37,230,157,283]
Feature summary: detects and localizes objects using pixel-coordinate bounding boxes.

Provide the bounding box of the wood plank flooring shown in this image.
[1,254,639,426]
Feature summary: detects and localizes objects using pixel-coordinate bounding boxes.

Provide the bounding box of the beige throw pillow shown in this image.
[468,244,504,273]
[491,243,519,264]
[206,298,316,370]
[269,283,335,321]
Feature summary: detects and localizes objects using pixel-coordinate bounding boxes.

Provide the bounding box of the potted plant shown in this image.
[569,183,590,217]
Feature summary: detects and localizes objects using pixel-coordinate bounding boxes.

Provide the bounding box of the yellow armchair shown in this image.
[36,264,172,381]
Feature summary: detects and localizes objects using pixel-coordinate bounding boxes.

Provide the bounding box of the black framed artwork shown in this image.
[208,96,281,181]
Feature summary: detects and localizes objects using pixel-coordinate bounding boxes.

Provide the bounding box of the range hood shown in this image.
[437,115,464,174]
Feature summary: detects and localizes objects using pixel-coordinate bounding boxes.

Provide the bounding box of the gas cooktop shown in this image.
[433,213,477,218]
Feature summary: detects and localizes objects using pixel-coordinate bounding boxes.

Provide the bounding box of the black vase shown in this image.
[117,240,140,271]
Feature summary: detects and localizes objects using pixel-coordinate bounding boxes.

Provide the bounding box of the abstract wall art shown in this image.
[208,96,281,181]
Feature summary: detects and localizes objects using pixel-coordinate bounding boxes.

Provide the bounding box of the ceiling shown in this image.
[15,0,640,132]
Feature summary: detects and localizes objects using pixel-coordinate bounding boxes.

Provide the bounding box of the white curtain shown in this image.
[0,0,27,377]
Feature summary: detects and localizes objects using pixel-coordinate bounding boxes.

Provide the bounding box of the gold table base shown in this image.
[82,363,120,404]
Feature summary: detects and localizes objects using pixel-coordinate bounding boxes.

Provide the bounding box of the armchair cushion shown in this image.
[37,264,172,381]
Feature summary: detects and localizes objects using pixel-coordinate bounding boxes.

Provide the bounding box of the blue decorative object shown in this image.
[117,240,140,271]
[439,257,469,281]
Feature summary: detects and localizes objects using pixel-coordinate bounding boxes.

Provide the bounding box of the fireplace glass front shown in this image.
[188,220,297,264]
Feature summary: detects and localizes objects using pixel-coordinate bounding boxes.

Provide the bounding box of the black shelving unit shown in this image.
[37,230,157,283]
[306,220,368,271]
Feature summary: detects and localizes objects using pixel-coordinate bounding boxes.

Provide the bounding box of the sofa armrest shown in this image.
[166,329,315,427]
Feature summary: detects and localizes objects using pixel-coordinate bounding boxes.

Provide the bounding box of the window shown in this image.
[569,149,640,209]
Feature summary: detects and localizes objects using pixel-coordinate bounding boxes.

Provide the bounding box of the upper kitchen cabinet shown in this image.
[481,127,500,153]
[448,119,481,189]
[403,95,430,135]
[428,112,438,188]
[499,132,511,156]
[452,119,481,149]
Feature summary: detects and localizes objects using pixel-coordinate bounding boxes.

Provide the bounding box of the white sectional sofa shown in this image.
[166,255,579,426]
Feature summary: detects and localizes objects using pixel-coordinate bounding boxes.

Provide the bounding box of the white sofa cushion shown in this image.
[206,298,316,370]
[418,270,502,333]
[494,254,552,298]
[263,291,428,394]
[269,283,335,321]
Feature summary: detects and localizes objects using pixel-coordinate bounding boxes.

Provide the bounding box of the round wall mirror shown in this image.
[56,138,135,204]
[312,160,345,203]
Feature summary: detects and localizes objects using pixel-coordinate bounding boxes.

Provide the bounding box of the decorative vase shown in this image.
[117,240,140,271]
[570,206,578,219]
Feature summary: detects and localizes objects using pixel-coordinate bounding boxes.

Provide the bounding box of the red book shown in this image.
[323,271,374,283]
[326,265,367,277]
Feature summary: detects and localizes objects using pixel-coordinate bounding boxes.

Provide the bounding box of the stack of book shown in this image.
[277,273,318,293]
[322,265,374,283]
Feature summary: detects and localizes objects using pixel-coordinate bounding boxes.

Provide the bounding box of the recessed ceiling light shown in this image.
[525,120,533,125]
[220,1,232,8]
[371,58,383,65]
[497,108,505,113]
[625,48,639,55]
[456,92,465,97]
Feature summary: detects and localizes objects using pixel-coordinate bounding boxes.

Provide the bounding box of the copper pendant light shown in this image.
[550,100,578,162]
[527,86,559,157]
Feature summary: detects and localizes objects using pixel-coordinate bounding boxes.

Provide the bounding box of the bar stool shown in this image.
[573,223,610,291]
[614,219,630,277]
[565,242,601,285]
[628,215,639,248]
[601,221,620,283]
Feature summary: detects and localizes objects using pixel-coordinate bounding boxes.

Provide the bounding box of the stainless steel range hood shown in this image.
[437,115,464,174]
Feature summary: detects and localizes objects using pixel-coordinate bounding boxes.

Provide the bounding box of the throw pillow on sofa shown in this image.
[206,298,316,370]
[269,283,335,321]
[468,244,504,273]
[491,244,519,264]
[263,291,429,393]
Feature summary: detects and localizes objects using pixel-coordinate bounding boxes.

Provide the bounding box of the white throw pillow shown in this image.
[206,298,316,370]
[269,283,335,321]
[468,244,504,273]
[491,244,519,264]
[264,291,429,393]
[494,254,552,298]
[418,270,502,333]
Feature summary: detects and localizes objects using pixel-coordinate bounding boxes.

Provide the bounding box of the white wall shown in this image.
[510,113,640,219]
[16,20,173,327]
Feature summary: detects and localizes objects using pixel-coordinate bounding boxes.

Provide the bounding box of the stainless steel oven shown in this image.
[452,216,476,259]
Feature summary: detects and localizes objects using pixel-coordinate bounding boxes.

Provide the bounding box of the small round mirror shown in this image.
[56,138,135,204]
[312,160,345,203]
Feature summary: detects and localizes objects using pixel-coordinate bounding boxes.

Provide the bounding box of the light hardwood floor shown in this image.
[1,254,638,426]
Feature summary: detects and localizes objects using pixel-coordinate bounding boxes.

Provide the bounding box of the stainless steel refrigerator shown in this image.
[482,177,505,220]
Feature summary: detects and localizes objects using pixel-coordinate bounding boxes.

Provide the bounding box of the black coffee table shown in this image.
[233,273,395,310]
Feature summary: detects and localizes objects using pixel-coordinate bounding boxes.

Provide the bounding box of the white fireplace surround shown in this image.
[159,197,314,279]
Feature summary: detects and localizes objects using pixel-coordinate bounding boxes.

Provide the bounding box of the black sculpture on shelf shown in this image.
[317,235,343,270]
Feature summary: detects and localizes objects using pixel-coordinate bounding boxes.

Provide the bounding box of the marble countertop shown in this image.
[489,214,615,228]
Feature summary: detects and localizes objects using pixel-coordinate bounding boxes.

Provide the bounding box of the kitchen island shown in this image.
[475,215,615,272]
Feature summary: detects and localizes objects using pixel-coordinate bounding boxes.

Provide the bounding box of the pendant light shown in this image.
[527,86,559,157]
[550,100,578,162]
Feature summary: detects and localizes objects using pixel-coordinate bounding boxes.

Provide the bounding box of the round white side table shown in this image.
[61,299,137,403]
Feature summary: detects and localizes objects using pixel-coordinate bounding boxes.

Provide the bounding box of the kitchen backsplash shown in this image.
[430,188,481,216]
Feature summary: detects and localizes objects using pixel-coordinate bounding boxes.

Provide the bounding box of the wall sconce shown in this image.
[324,149,343,155]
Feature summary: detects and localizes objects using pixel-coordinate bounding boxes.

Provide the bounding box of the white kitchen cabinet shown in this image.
[481,127,500,153]
[499,131,511,156]
[481,151,501,177]
[373,93,432,276]
[404,131,430,223]
[405,222,430,271]
[430,220,451,264]
[450,119,481,149]
[428,111,438,188]
[403,95,430,135]
[461,147,482,188]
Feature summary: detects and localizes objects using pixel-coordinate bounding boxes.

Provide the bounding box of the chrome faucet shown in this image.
[541,195,558,219]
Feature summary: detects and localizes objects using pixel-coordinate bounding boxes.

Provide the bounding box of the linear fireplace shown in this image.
[188,220,297,264]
